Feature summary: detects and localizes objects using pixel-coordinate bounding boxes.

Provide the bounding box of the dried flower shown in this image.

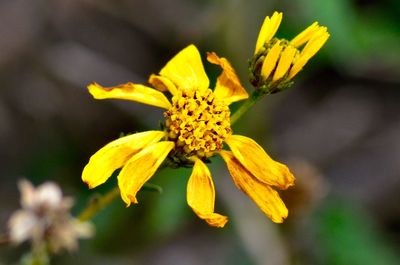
[8,180,93,253]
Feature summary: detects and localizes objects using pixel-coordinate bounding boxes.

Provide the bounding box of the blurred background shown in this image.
[0,0,399,264]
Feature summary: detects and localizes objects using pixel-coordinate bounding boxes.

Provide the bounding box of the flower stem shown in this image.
[77,183,163,222]
[22,244,50,265]
[78,187,120,222]
[230,89,264,125]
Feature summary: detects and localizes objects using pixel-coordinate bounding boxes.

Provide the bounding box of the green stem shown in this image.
[78,183,163,222]
[230,89,264,125]
[23,243,50,265]
[78,187,120,222]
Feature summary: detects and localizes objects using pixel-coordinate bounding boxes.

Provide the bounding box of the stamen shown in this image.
[164,89,232,158]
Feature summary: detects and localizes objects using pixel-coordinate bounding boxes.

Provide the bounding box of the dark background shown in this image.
[0,0,399,264]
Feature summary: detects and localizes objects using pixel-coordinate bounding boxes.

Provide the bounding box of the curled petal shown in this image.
[148,74,178,96]
[159,44,209,91]
[187,158,228,228]
[272,45,297,81]
[88,82,171,109]
[261,40,283,80]
[118,141,174,206]
[206,52,248,105]
[254,12,283,55]
[288,55,311,80]
[225,135,295,189]
[300,27,330,59]
[220,151,288,223]
[290,22,320,48]
[82,131,166,189]
[255,16,271,54]
[289,28,329,80]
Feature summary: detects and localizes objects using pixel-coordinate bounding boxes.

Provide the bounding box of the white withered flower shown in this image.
[8,180,94,253]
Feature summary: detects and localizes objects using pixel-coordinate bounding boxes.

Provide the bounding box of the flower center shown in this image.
[164,88,232,158]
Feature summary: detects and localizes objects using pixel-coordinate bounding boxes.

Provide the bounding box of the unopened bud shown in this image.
[250,12,330,94]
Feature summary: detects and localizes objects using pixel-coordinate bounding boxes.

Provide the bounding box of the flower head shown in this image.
[8,180,93,253]
[83,45,295,227]
[250,12,330,93]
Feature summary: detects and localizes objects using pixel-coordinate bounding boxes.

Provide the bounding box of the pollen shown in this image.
[164,89,232,158]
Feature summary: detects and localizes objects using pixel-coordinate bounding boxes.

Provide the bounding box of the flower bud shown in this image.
[250,12,330,94]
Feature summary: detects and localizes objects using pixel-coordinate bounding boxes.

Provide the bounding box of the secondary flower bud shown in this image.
[249,12,330,94]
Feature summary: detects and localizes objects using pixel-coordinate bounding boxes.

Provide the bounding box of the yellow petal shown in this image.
[206,52,248,105]
[82,131,166,189]
[290,22,319,48]
[288,28,329,80]
[287,54,311,80]
[148,74,178,96]
[260,40,283,80]
[159,44,209,91]
[272,45,298,81]
[117,141,174,206]
[225,135,295,189]
[187,158,228,228]
[255,16,270,55]
[268,12,283,41]
[220,151,288,223]
[88,82,171,109]
[254,12,283,55]
[301,27,330,58]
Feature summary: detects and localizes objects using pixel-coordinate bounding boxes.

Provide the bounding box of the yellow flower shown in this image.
[250,11,330,93]
[82,45,295,227]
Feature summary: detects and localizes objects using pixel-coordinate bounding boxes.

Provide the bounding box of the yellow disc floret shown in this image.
[164,88,232,158]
